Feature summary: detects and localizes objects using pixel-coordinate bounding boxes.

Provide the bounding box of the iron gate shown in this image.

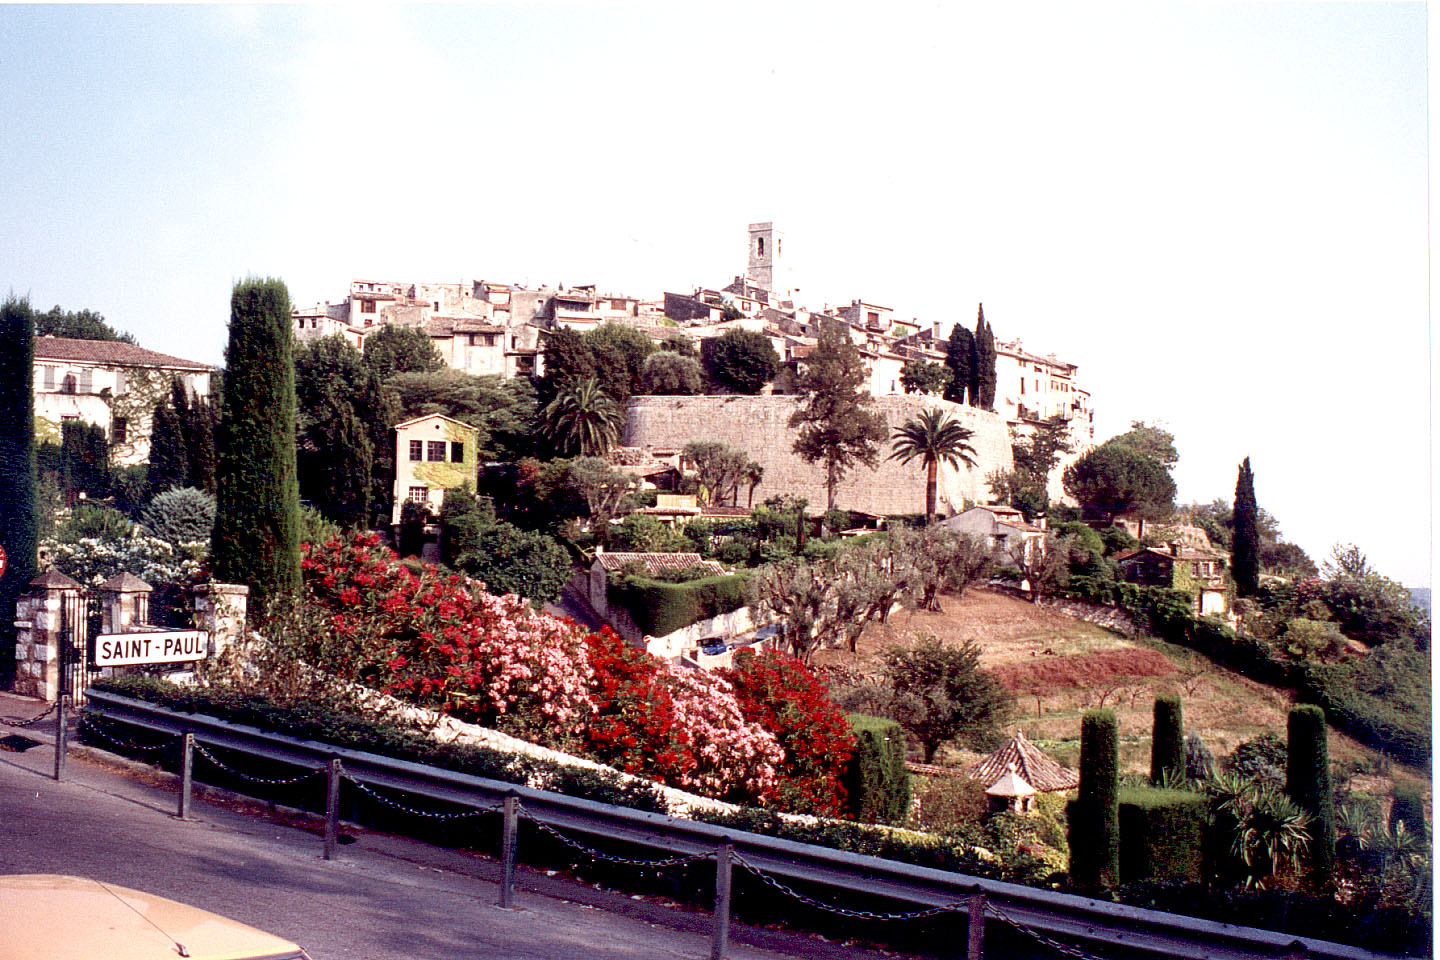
[57,588,98,702]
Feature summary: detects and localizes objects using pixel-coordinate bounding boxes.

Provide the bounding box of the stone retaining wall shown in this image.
[625,394,1013,516]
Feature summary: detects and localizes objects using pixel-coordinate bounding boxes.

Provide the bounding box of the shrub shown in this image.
[1389,786,1426,837]
[141,486,215,545]
[582,626,781,803]
[453,522,572,604]
[298,505,341,549]
[718,649,856,816]
[43,535,203,593]
[1118,787,1207,882]
[909,775,989,835]
[1070,709,1119,888]
[59,502,133,541]
[1150,694,1184,785]
[1227,732,1287,783]
[1287,705,1335,878]
[639,351,703,395]
[842,714,910,824]
[611,513,690,554]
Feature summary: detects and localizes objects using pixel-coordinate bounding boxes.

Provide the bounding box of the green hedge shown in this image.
[841,714,910,824]
[1117,787,1206,883]
[608,571,749,637]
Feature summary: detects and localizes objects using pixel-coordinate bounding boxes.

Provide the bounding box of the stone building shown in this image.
[391,414,479,525]
[32,336,212,466]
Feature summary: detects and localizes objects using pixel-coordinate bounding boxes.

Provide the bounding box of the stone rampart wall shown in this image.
[625,395,1013,516]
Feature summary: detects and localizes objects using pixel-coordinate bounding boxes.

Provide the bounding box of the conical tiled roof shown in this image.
[970,729,1079,793]
[985,763,1037,798]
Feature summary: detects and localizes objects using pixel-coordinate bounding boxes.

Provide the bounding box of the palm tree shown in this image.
[888,408,977,525]
[540,377,624,457]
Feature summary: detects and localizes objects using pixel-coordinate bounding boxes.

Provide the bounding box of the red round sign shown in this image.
[0,543,7,581]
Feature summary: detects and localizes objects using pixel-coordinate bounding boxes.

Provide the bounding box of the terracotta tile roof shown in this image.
[594,552,727,577]
[969,730,1079,793]
[33,336,211,371]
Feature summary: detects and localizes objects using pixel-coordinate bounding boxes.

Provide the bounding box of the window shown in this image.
[361,299,376,314]
[42,366,54,389]
[409,440,423,461]
[79,369,93,393]
[113,370,127,395]
[112,417,127,444]
[408,486,428,503]
[756,237,765,257]
[450,441,464,463]
[427,440,446,462]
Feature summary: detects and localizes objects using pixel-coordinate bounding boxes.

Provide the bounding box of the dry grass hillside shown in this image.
[812,586,1429,800]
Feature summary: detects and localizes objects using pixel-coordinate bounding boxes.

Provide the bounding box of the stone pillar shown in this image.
[99,572,153,634]
[193,583,248,657]
[13,570,83,702]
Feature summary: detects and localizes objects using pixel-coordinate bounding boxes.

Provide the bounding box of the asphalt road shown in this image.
[0,697,898,960]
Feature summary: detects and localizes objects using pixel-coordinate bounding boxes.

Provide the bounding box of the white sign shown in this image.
[95,631,210,667]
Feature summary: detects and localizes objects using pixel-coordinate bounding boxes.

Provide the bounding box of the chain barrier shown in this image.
[517,802,711,869]
[78,718,177,756]
[192,742,324,786]
[345,776,500,821]
[730,851,966,921]
[0,702,59,728]
[983,900,1113,960]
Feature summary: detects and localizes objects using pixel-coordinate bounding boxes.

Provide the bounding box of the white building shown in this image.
[32,336,212,466]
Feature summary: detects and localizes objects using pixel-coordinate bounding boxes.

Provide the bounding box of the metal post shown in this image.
[53,694,68,782]
[499,794,518,908]
[176,733,195,820]
[966,889,986,960]
[711,842,733,960]
[323,758,342,860]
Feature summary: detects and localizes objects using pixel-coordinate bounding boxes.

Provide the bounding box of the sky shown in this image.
[1,3,1430,588]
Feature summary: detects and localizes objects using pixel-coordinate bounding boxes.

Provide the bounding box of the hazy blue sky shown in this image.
[1,4,1429,586]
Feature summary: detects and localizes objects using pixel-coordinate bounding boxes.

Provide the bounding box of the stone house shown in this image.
[941,504,1047,565]
[391,414,479,525]
[1114,541,1230,617]
[32,336,212,466]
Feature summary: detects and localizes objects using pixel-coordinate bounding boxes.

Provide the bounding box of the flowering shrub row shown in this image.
[292,532,852,810]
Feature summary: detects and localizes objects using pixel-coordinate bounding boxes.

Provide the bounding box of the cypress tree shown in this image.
[1287,705,1335,879]
[59,420,110,502]
[187,396,218,494]
[212,277,302,614]
[1150,694,1184,785]
[147,400,189,495]
[1232,457,1260,596]
[974,307,998,411]
[0,296,39,683]
[1071,709,1120,888]
[943,322,973,405]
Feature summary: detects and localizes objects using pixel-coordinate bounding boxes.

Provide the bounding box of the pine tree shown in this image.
[212,277,302,614]
[1150,694,1184,785]
[1287,705,1335,879]
[1232,457,1260,596]
[790,321,889,510]
[943,323,973,405]
[1072,709,1120,888]
[0,296,39,684]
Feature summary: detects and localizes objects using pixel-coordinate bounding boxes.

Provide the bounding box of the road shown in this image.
[0,696,897,960]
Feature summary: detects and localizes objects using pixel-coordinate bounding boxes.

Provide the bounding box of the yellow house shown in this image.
[391,414,479,524]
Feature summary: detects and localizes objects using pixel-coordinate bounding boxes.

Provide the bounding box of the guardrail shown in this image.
[82,689,1402,960]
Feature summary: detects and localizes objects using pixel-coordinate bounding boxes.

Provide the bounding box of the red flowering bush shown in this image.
[296,532,595,743]
[584,627,782,803]
[719,648,856,816]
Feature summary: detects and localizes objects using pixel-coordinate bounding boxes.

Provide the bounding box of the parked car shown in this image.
[0,874,309,960]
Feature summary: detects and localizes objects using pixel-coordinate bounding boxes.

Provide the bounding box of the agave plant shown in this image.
[1230,782,1313,889]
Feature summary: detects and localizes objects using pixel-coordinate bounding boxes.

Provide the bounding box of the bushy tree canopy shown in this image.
[1062,442,1175,524]
[703,328,781,394]
[33,303,135,344]
[640,351,703,395]
[899,359,951,396]
[880,636,1011,763]
[362,323,443,381]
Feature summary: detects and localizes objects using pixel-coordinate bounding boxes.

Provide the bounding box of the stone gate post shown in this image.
[99,572,152,634]
[193,583,248,657]
[13,570,83,702]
